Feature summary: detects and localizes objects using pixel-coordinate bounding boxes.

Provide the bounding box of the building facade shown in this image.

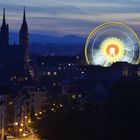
[0,8,32,80]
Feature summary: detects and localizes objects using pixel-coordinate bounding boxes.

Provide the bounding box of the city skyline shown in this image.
[0,1,139,140]
[0,0,140,37]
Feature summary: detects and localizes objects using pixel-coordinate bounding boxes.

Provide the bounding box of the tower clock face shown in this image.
[84,22,140,67]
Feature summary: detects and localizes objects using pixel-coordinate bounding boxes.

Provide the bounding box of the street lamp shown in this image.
[39,112,42,115]
[20,123,23,127]
[22,133,26,137]
[14,122,18,126]
[35,113,37,116]
[19,128,23,132]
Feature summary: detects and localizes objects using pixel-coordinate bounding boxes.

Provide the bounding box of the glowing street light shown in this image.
[39,112,42,115]
[22,133,26,137]
[35,113,38,116]
[14,122,18,126]
[19,128,23,132]
[20,123,23,127]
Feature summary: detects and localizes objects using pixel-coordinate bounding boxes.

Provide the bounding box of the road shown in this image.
[7,135,40,140]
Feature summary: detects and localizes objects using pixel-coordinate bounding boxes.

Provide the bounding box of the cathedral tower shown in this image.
[0,8,9,49]
[19,7,29,64]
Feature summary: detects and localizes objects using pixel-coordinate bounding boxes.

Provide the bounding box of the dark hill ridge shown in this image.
[9,33,86,44]
[60,35,86,43]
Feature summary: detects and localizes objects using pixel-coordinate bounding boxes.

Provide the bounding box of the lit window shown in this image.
[14,76,17,79]
[58,67,61,70]
[47,72,51,76]
[54,72,57,76]
[25,77,28,80]
[42,62,45,66]
[72,95,76,99]
[60,104,63,107]
[78,94,82,98]
[9,101,13,105]
[81,71,84,74]
[137,71,140,77]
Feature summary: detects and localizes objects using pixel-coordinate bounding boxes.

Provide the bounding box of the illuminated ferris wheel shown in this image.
[84,22,140,67]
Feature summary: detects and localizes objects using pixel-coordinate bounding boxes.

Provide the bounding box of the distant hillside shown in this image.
[9,33,86,44]
[60,35,86,44]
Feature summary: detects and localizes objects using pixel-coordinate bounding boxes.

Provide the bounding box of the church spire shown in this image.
[0,8,9,49]
[22,7,27,26]
[2,8,6,26]
[19,7,29,64]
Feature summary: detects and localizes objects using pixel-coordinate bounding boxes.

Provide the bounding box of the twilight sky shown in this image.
[0,0,140,37]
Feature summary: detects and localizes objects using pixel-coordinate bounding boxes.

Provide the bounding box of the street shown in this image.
[7,135,40,140]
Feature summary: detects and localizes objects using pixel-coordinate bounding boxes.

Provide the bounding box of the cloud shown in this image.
[0,0,140,36]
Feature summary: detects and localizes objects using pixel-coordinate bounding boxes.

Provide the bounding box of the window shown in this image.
[47,72,51,76]
[54,72,57,76]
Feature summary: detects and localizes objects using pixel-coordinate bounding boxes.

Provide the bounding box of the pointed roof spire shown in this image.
[2,8,6,26]
[23,7,27,25]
